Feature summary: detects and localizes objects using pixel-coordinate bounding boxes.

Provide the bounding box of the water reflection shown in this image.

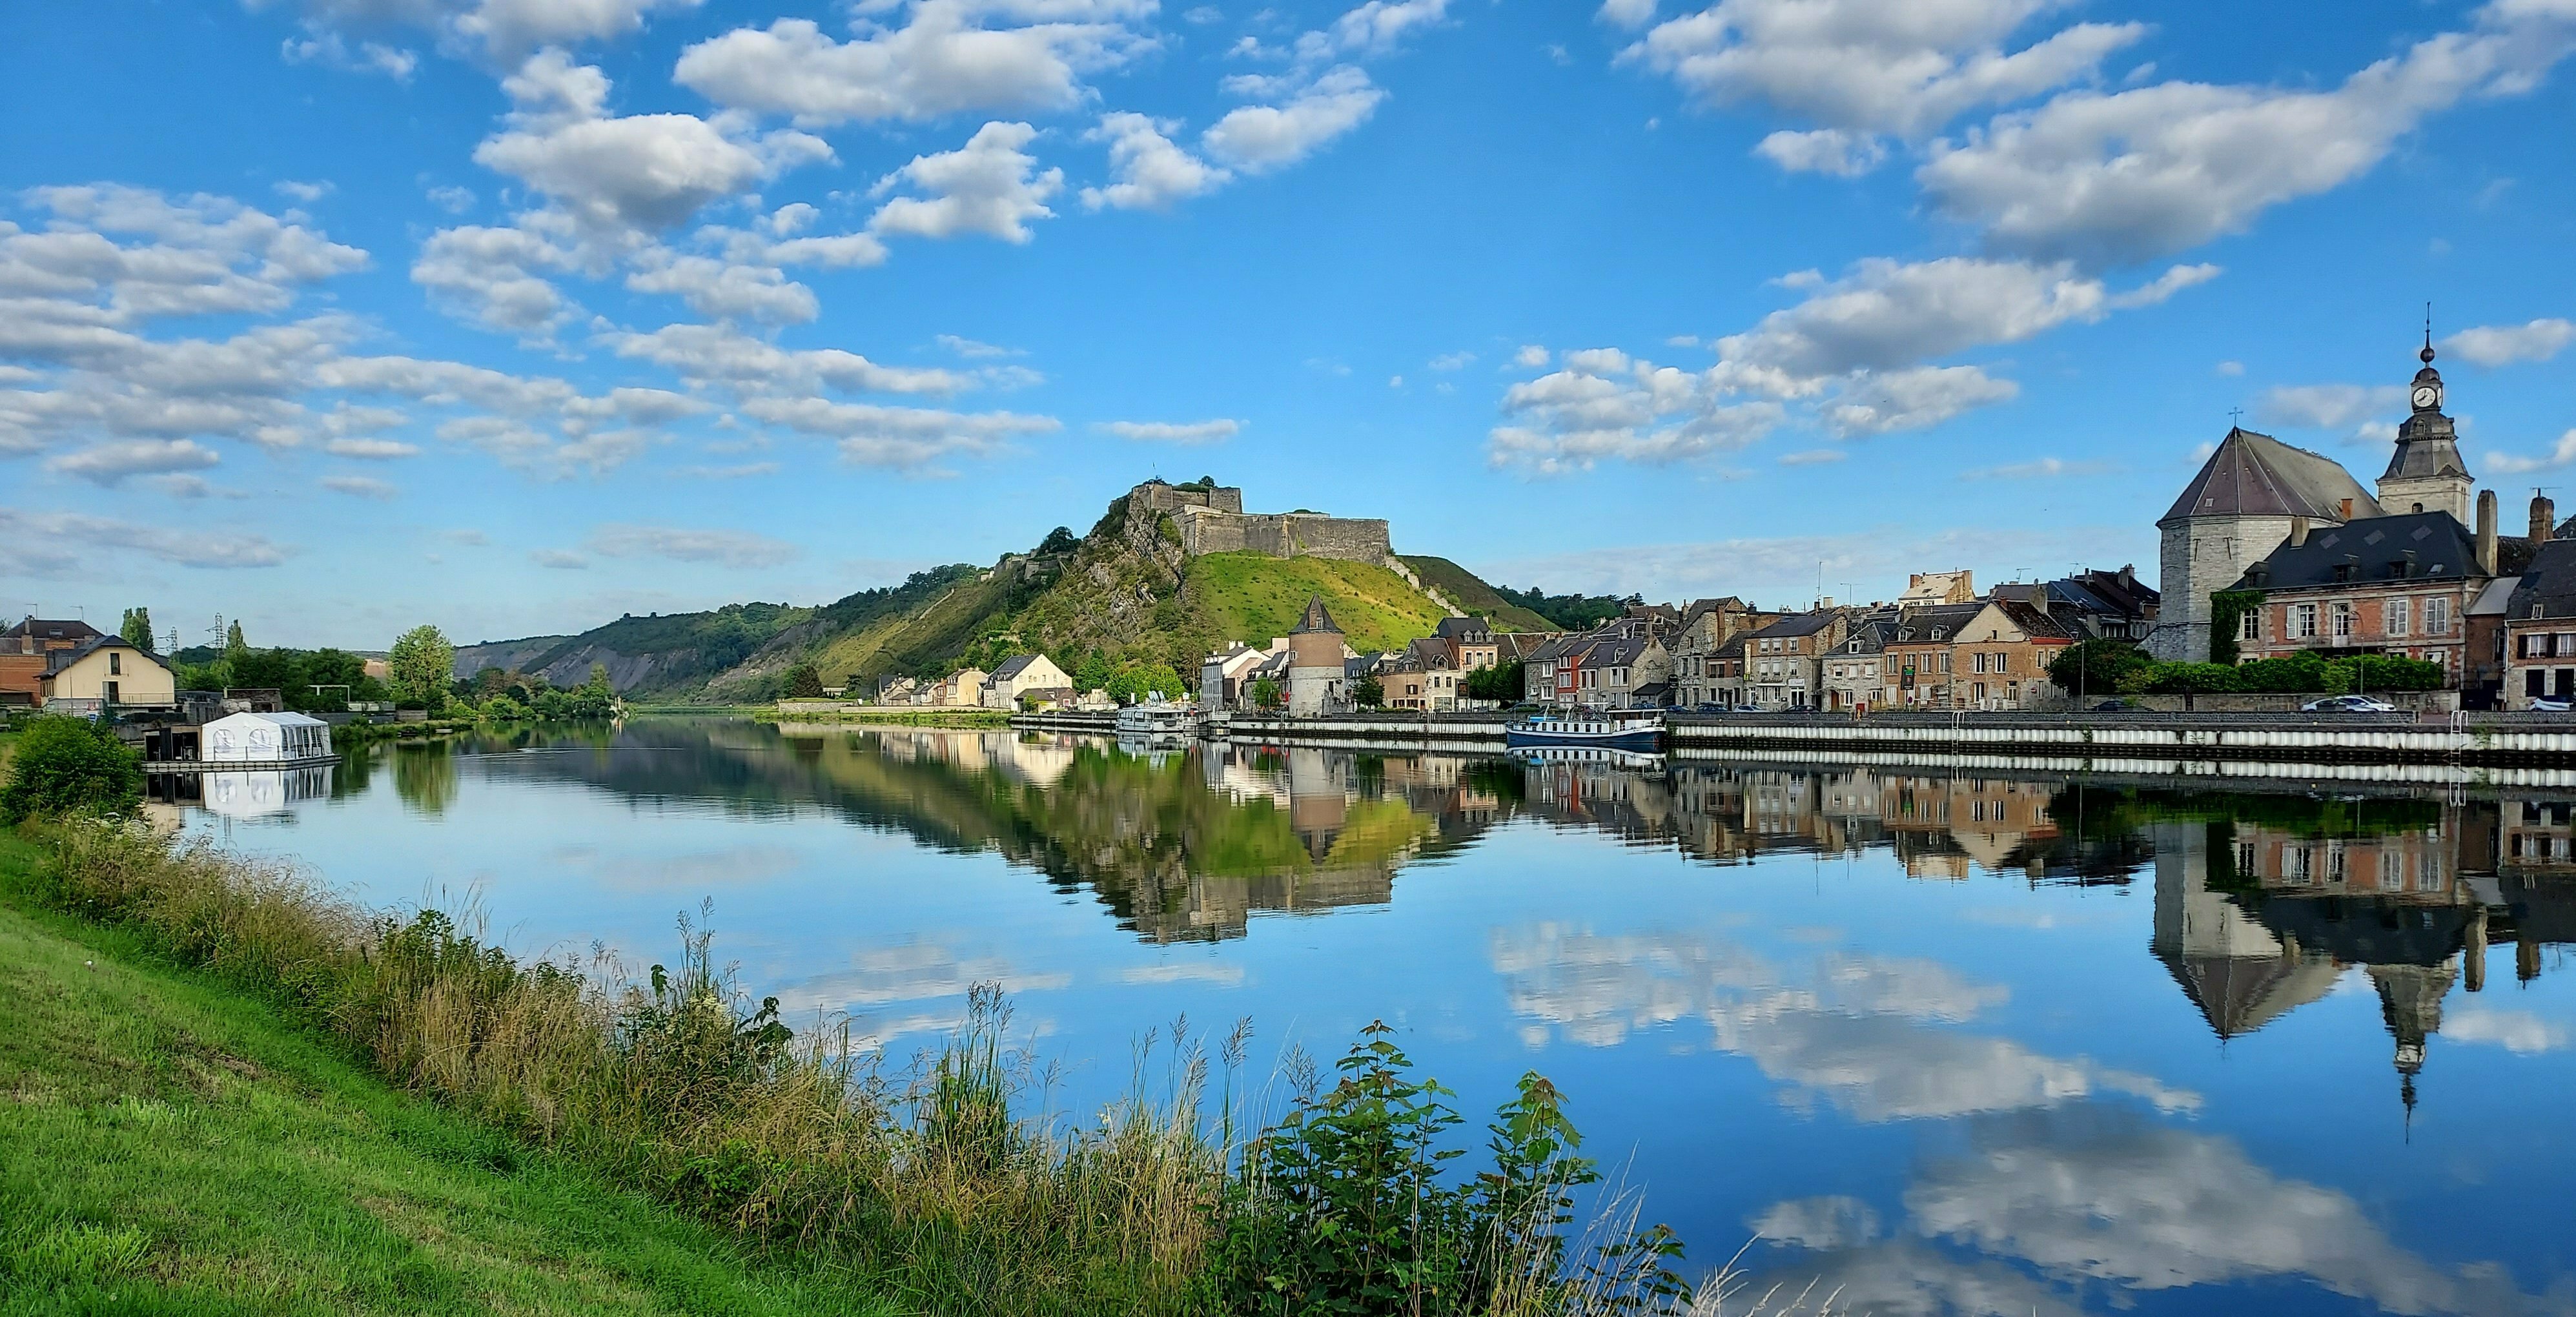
[252,721,2576,1316]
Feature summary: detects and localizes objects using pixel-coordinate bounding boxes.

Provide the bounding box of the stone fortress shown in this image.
[1129,479,1393,564]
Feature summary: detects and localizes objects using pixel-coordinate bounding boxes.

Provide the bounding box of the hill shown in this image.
[1396,556,1556,633]
[460,484,1550,702]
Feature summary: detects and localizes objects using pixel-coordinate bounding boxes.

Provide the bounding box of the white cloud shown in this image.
[1,506,293,571]
[2444,1005,2569,1054]
[623,248,817,325]
[1821,363,2018,435]
[588,522,802,568]
[741,394,1060,469]
[1489,349,1784,475]
[1306,0,1450,60]
[411,218,583,336]
[1918,2,2576,264]
[43,438,222,485]
[2484,429,2576,476]
[602,323,970,396]
[273,179,336,204]
[321,473,399,498]
[2216,359,2244,376]
[2254,383,2405,433]
[1753,127,1886,176]
[1429,351,1475,371]
[1,184,367,329]
[1777,447,1843,465]
[1096,418,1242,443]
[673,6,1157,127]
[869,121,1063,243]
[475,52,830,238]
[1627,0,2145,158]
[531,547,592,569]
[1203,65,1386,172]
[323,436,420,459]
[269,0,704,65]
[2443,317,2574,367]
[1513,344,1549,368]
[1598,0,1657,30]
[280,30,420,79]
[1960,455,2111,480]
[1081,112,1234,210]
[935,333,1021,358]
[427,185,476,214]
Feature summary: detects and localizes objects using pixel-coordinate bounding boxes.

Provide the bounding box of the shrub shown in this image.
[0,715,144,822]
[782,663,827,699]
[2047,640,2152,696]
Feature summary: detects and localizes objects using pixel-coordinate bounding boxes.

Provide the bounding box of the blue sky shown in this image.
[6,0,2575,649]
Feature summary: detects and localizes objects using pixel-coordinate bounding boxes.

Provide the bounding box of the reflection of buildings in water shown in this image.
[2149,822,2342,1040]
[200,766,335,819]
[1883,775,2061,880]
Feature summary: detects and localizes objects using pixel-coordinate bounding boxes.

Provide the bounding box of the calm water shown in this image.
[170,718,2576,1316]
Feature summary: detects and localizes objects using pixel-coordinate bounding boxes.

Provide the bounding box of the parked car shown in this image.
[2301,695,2398,713]
[2091,699,2134,711]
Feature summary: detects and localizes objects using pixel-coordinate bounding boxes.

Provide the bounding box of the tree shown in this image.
[782,663,826,699]
[386,624,456,709]
[1037,526,1080,556]
[2047,640,2153,697]
[223,619,249,666]
[1353,675,1385,708]
[1251,677,1284,710]
[0,715,143,823]
[1463,660,1526,703]
[120,607,154,653]
[1075,651,1113,694]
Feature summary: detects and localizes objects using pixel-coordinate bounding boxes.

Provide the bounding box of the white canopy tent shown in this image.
[201,711,333,764]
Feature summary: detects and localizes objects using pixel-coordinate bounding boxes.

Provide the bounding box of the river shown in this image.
[167,716,2576,1316]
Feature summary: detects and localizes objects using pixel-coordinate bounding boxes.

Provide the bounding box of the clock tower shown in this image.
[2377,331,2471,524]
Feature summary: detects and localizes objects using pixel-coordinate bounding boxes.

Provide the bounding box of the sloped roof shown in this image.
[2508,539,2576,620]
[1890,603,1985,645]
[1291,596,1342,635]
[1405,637,1453,668]
[990,655,1043,680]
[41,635,161,677]
[5,617,105,644]
[1748,609,1841,639]
[2162,427,2382,527]
[1992,599,2080,642]
[2238,510,2484,590]
[1433,616,1491,640]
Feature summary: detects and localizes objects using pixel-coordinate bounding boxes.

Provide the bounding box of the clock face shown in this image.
[2413,385,2440,409]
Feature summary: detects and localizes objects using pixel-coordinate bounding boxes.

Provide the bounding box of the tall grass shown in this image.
[14,819,1704,1316]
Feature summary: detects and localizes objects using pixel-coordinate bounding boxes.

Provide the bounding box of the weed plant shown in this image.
[13,819,1704,1315]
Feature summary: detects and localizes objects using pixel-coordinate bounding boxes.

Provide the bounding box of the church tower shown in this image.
[2377,332,2472,522]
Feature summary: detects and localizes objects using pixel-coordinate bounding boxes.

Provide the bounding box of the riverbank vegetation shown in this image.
[757,707,1015,729]
[0,795,1705,1314]
[2049,639,2446,697]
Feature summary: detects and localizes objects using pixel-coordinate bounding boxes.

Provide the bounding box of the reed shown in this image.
[14,819,1705,1316]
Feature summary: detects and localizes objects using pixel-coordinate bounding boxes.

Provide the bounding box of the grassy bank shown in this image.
[0,810,1705,1315]
[0,833,884,1314]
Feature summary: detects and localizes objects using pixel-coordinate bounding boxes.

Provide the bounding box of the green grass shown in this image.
[0,833,890,1316]
[1183,553,1452,654]
[1397,557,1557,633]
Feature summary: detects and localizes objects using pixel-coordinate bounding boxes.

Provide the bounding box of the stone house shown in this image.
[1899,571,1978,606]
[1820,617,1898,712]
[1578,628,1671,709]
[1887,603,1984,708]
[39,636,176,713]
[2504,538,2576,707]
[1671,598,1769,708]
[985,653,1071,708]
[1741,610,1850,710]
[2232,505,2511,687]
[1947,593,2078,710]
[1524,633,1581,706]
[1285,597,1349,717]
[1433,617,1499,673]
[1199,642,1270,711]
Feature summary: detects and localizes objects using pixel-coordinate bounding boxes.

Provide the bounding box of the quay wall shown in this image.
[1213,713,1507,745]
[1666,713,2576,766]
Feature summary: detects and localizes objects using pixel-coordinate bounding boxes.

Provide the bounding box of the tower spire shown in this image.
[2423,302,2435,364]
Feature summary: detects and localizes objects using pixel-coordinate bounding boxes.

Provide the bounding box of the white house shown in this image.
[202,711,334,764]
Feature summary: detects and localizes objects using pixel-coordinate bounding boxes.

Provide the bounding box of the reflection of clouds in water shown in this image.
[1489,925,2197,1122]
[1736,1107,2561,1316]
[771,937,1072,1047]
[544,842,808,893]
[2444,1006,2570,1054]
[1119,960,1248,987]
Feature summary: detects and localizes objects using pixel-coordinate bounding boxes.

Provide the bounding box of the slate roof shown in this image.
[1992,599,2080,642]
[1747,609,1841,640]
[990,655,1043,681]
[1890,604,1985,645]
[2161,427,2382,526]
[2507,540,2576,622]
[5,617,105,645]
[1834,620,1894,655]
[1433,616,1491,641]
[1291,596,1342,635]
[2235,511,2484,591]
[40,635,158,677]
[1405,637,1453,668]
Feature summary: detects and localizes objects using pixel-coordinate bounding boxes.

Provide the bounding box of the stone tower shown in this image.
[2377,334,2472,522]
[2152,428,2382,661]
[1285,596,1345,717]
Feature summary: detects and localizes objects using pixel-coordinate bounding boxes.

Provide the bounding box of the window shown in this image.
[1972,651,1987,673]
[2332,602,2353,638]
[2242,611,2262,641]
[2531,671,2548,698]
[2425,597,2451,635]
[1996,652,2010,673]
[2295,603,2318,638]
[108,651,121,675]
[2387,598,2409,636]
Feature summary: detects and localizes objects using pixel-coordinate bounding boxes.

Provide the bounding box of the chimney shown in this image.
[2339,497,2355,520]
[2027,583,2049,613]
[2533,493,2557,544]
[2477,489,2499,575]
[2289,516,2309,547]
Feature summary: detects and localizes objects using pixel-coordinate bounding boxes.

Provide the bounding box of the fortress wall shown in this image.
[1175,509,1389,562]
[1133,482,1245,515]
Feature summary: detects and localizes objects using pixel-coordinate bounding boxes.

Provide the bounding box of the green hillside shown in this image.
[1398,556,1556,633]
[1189,553,1452,653]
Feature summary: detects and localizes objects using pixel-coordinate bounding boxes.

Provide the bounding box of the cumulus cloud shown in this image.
[1203,65,1386,172]
[1753,127,1887,176]
[674,6,1156,127]
[411,216,584,336]
[868,121,1063,243]
[1488,348,1785,475]
[1626,0,2146,169]
[42,437,223,485]
[530,547,591,568]
[2443,317,2574,367]
[1081,112,1234,210]
[474,52,830,238]
[267,0,704,65]
[321,473,398,498]
[323,436,420,458]
[2486,430,2576,476]
[2254,383,2406,434]
[280,30,420,79]
[1820,364,2017,435]
[0,184,367,331]
[1,505,293,572]
[586,522,802,568]
[1094,418,1242,443]
[1917,1,2576,264]
[603,323,970,396]
[741,395,1061,469]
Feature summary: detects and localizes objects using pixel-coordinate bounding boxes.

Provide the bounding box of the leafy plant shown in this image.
[0,715,145,823]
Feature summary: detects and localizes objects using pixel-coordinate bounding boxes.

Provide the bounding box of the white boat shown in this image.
[1114,699,1203,744]
[1505,709,1663,750]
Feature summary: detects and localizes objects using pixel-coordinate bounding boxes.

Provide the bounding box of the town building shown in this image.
[1741,610,1849,710]
[1898,571,1977,606]
[2,617,107,706]
[1199,642,1269,711]
[38,636,176,713]
[1285,596,1349,717]
[2504,537,2576,708]
[2154,428,2382,662]
[1887,603,1983,708]
[1820,616,1897,712]
[985,653,1072,708]
[2041,566,2160,641]
[2231,508,2497,682]
[1946,591,2079,710]
[1433,616,1499,673]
